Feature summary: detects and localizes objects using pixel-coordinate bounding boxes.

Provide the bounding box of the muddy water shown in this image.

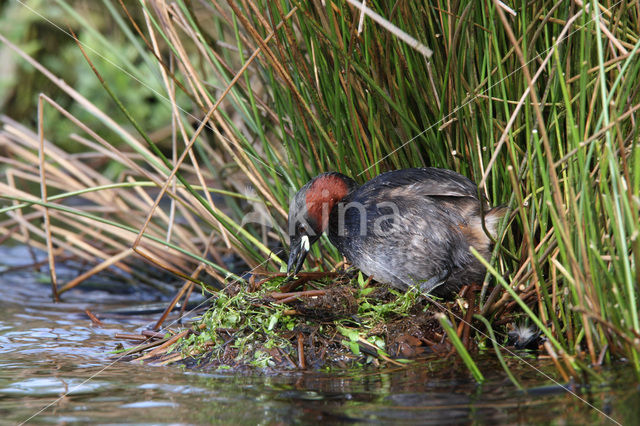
[0,246,637,424]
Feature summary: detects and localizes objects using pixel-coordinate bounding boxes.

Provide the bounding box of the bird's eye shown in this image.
[297,223,307,234]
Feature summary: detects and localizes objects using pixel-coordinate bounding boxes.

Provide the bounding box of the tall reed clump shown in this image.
[0,1,638,377]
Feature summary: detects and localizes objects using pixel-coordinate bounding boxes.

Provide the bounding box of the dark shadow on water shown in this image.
[0,246,636,424]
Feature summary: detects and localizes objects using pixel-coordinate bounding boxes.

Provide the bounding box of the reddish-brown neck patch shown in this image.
[305,175,350,231]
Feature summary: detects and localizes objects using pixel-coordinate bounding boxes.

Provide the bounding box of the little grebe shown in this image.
[287,168,505,297]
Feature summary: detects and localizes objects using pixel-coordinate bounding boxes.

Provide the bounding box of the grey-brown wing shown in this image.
[356,168,480,200]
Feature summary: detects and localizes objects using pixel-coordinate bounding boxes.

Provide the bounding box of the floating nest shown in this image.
[111,272,492,371]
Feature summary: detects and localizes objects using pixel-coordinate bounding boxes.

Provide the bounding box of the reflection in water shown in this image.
[0,246,636,424]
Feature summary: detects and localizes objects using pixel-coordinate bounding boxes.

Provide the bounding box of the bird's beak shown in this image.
[287,234,312,276]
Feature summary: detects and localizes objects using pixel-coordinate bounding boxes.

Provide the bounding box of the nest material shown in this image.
[291,286,358,321]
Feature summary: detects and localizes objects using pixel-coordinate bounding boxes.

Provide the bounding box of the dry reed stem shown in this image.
[157,353,184,365]
[543,341,571,381]
[59,248,135,294]
[139,329,190,361]
[153,264,205,331]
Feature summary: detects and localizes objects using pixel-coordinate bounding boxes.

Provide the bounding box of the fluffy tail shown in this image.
[484,205,508,239]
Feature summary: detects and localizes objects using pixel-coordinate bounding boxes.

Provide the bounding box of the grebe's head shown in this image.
[286,172,356,276]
